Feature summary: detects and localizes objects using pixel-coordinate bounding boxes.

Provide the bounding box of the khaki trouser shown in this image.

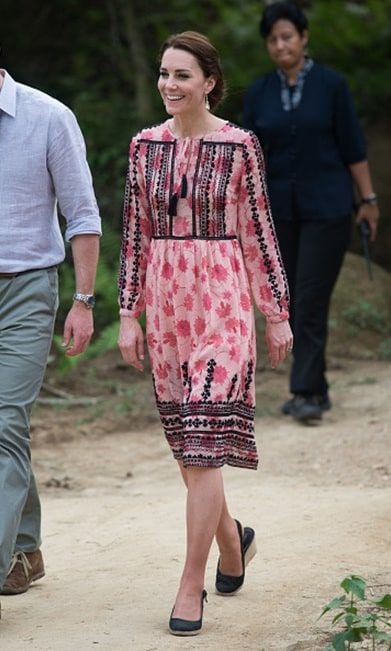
[0,268,58,588]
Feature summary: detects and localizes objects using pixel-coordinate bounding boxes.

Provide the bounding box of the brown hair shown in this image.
[158,31,226,110]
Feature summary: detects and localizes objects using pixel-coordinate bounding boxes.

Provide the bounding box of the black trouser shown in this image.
[274,217,351,397]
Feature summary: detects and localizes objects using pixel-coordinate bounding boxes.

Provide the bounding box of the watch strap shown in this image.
[360,193,378,205]
[73,293,95,308]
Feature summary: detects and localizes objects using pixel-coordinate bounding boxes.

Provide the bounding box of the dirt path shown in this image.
[1,360,390,650]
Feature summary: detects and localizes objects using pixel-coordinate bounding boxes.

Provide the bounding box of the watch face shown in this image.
[86,295,95,307]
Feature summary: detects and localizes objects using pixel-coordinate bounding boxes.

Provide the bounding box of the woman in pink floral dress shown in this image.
[119,31,292,636]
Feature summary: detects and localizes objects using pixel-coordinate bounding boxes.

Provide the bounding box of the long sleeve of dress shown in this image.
[239,131,290,322]
[119,137,152,317]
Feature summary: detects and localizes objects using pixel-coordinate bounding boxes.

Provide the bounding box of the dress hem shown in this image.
[171,451,258,471]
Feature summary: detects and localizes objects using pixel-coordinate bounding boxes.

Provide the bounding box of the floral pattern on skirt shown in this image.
[119,121,290,470]
[146,238,258,469]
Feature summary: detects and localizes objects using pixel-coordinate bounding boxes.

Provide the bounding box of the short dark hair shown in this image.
[158,31,226,110]
[259,1,308,39]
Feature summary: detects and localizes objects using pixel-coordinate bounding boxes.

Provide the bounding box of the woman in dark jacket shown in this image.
[243,1,379,423]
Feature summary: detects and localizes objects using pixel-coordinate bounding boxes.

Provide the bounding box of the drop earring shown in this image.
[204,93,210,111]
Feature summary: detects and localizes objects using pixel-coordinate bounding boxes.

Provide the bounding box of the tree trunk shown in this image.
[107,0,154,122]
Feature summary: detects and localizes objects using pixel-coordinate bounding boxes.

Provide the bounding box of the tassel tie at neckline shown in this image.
[168,139,193,217]
[168,175,188,217]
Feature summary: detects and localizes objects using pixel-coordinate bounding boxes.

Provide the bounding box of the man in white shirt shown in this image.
[0,69,101,616]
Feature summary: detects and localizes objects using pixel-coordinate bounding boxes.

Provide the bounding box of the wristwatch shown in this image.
[360,193,378,205]
[73,293,95,309]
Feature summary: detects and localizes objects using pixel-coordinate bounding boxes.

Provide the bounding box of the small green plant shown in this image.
[320,575,391,650]
[342,299,390,336]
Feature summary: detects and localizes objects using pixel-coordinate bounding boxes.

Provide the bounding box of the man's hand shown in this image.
[118,316,145,372]
[265,320,293,369]
[62,302,94,356]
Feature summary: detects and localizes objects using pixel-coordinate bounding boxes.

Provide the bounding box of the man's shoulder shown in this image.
[16,82,74,120]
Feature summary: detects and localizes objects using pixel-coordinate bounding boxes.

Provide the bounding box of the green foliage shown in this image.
[2,0,390,335]
[378,339,391,361]
[320,575,391,650]
[83,322,120,361]
[51,336,82,377]
[3,0,390,244]
[309,0,391,120]
[342,299,390,336]
[50,322,120,377]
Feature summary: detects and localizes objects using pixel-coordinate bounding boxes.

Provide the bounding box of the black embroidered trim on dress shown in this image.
[152,357,258,470]
[242,133,289,312]
[119,140,142,312]
[215,144,235,237]
[134,140,244,239]
[151,235,238,240]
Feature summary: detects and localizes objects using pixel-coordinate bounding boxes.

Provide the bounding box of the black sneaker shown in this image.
[281,394,331,416]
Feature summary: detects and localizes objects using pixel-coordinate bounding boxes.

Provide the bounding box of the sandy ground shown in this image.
[0,359,390,650]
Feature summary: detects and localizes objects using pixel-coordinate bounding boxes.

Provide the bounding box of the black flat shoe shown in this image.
[215,519,257,596]
[169,590,208,636]
[281,394,331,419]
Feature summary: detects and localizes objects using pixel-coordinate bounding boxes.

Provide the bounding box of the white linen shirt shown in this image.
[0,70,101,272]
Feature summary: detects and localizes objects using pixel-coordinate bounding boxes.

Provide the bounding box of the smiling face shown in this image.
[158,47,215,118]
[265,19,308,73]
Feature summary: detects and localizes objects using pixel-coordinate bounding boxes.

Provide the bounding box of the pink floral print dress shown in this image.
[119,121,289,470]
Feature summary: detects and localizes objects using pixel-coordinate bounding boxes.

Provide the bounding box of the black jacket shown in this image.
[243,63,367,221]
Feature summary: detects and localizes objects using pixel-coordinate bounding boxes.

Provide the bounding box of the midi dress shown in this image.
[119,121,289,470]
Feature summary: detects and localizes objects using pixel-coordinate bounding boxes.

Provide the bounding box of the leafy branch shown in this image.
[320,575,391,650]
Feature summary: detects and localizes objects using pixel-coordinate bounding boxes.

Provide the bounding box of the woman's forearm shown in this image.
[349,160,375,199]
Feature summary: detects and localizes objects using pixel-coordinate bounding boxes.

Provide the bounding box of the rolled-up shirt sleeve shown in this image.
[47,106,101,240]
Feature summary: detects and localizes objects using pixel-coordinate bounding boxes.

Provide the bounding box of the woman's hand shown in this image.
[118,316,145,371]
[355,203,380,242]
[265,319,293,369]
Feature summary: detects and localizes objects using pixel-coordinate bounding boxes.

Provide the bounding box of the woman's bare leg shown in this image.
[173,463,242,619]
[178,461,243,576]
[177,460,188,487]
[214,501,243,576]
[172,466,224,619]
